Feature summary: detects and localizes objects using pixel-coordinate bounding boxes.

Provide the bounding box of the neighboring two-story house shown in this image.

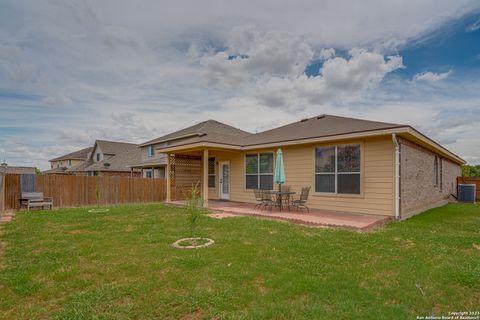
[72,140,142,177]
[45,147,92,175]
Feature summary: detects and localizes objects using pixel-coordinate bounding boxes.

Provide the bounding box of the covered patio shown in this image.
[164,147,391,231]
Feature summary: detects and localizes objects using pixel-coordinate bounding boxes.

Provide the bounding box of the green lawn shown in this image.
[0,204,479,319]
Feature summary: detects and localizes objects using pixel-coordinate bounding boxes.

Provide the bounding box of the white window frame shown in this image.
[147,145,154,157]
[208,157,216,188]
[314,144,361,195]
[245,152,274,190]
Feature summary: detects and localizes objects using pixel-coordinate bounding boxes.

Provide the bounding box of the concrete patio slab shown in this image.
[207,200,391,231]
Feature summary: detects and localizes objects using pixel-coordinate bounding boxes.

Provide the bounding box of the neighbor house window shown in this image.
[96,153,100,161]
[146,170,152,178]
[68,159,71,166]
[147,145,154,157]
[208,157,215,188]
[315,144,361,194]
[245,153,274,190]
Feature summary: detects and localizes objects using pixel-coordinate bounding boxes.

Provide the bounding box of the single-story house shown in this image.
[44,147,92,175]
[154,114,464,219]
[69,140,142,177]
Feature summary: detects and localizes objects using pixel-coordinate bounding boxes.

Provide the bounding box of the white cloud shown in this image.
[466,18,480,31]
[413,71,452,82]
[199,25,313,87]
[222,48,404,111]
[0,0,480,168]
[318,48,336,60]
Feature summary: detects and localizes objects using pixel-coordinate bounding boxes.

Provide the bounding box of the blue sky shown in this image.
[0,0,480,169]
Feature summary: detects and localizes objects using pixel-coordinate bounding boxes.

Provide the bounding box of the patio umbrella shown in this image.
[274,148,285,192]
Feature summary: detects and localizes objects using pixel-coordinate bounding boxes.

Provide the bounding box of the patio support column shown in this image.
[166,154,171,203]
[203,149,209,208]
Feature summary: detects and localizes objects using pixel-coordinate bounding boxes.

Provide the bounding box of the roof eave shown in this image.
[139,133,206,147]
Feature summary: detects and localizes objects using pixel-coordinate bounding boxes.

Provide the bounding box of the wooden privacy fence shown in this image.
[457,177,480,200]
[2,174,166,210]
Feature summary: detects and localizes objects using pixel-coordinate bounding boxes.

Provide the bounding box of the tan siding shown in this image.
[207,135,395,216]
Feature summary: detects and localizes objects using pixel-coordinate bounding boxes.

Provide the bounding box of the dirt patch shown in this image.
[180,309,203,320]
[68,229,91,235]
[31,248,47,254]
[125,225,135,232]
[207,212,239,219]
[253,277,267,295]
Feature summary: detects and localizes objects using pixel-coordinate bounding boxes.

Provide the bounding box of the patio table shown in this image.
[267,191,296,212]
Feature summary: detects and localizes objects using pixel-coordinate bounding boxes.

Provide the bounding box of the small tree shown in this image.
[185,183,204,243]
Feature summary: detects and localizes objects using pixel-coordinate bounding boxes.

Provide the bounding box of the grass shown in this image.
[0,203,479,319]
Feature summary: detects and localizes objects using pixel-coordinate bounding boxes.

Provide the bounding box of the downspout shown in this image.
[392,134,401,220]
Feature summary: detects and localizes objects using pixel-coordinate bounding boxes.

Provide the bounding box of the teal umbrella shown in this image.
[274,148,285,191]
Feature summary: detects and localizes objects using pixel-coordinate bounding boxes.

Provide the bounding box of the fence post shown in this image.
[0,171,5,217]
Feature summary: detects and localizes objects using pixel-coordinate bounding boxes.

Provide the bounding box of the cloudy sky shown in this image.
[1,0,480,169]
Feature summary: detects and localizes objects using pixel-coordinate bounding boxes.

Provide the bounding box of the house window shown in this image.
[440,158,443,191]
[245,153,274,190]
[208,157,215,188]
[68,159,71,166]
[96,153,100,161]
[315,144,361,194]
[146,170,152,178]
[433,155,439,187]
[147,145,154,157]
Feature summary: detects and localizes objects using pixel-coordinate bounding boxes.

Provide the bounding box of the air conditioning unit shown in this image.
[458,184,476,203]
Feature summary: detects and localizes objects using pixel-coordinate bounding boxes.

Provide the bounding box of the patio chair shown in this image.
[261,190,275,211]
[253,189,264,209]
[292,186,311,213]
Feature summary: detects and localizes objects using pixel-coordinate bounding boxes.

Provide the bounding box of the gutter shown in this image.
[392,134,401,220]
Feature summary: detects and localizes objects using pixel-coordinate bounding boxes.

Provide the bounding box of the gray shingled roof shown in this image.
[76,140,142,172]
[140,120,251,147]
[242,115,404,146]
[128,155,168,168]
[43,167,68,174]
[49,147,93,162]
[151,115,405,150]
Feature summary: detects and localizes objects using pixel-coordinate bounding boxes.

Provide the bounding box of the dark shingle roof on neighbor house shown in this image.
[43,167,68,174]
[49,147,93,162]
[78,140,142,172]
[142,115,405,149]
[127,155,168,168]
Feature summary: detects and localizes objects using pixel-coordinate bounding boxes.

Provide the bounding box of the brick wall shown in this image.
[399,138,461,218]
